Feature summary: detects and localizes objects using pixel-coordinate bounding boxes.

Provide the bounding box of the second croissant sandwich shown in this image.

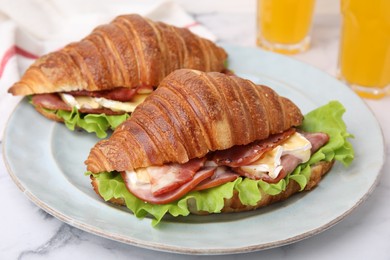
[85,69,354,226]
[8,14,227,138]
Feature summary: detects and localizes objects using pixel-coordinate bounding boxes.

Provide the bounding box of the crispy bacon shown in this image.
[78,107,125,115]
[211,128,296,167]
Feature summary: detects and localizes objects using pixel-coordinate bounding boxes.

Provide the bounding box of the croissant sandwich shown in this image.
[85,69,354,226]
[8,14,227,138]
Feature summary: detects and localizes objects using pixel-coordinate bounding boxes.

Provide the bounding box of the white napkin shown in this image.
[0,0,216,137]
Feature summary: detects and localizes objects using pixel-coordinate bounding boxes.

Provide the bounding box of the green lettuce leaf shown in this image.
[301,101,354,167]
[92,101,354,226]
[49,107,129,138]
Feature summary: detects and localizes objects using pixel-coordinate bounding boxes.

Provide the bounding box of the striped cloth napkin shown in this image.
[0,0,215,137]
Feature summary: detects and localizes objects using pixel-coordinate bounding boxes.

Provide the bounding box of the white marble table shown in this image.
[1,1,389,259]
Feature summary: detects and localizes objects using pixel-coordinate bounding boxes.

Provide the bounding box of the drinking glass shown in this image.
[338,0,390,99]
[257,0,316,54]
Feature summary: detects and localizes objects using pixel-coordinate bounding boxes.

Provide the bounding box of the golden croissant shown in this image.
[8,14,227,137]
[84,69,351,226]
[86,69,304,173]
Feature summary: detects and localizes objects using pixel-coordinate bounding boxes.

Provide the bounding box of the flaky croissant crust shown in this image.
[8,14,227,96]
[86,69,303,173]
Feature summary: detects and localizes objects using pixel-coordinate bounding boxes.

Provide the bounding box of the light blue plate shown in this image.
[2,45,385,255]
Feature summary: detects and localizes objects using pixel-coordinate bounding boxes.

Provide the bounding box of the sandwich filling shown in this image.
[31,86,153,114]
[59,92,149,113]
[122,129,329,205]
[30,86,154,137]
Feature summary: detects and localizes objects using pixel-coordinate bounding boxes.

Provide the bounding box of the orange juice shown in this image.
[257,0,315,54]
[339,0,390,99]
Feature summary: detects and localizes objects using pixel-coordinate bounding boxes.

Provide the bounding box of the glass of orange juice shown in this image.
[257,0,316,54]
[338,0,390,99]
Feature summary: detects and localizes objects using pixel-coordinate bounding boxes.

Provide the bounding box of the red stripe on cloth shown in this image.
[15,46,39,59]
[183,21,200,28]
[0,45,39,79]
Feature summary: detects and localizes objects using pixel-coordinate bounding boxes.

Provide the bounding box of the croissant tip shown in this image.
[7,86,15,95]
[7,84,24,96]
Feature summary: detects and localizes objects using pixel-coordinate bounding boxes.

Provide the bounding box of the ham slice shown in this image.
[31,93,70,111]
[193,166,239,191]
[31,93,127,115]
[211,128,296,167]
[145,158,205,196]
[301,132,330,153]
[257,155,303,183]
[122,167,216,204]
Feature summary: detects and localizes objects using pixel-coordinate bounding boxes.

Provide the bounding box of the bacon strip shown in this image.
[193,167,239,191]
[211,128,296,167]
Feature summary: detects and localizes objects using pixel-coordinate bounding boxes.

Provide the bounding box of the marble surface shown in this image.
[1,1,390,259]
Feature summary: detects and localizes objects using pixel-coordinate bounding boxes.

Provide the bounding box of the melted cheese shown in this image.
[240,132,312,179]
[129,168,151,185]
[127,164,194,196]
[59,93,82,109]
[60,93,149,113]
[240,146,284,179]
[281,132,312,162]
